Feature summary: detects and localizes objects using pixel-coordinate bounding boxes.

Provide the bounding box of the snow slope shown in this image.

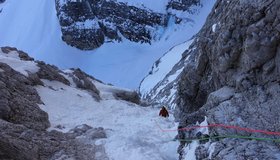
[0,0,216,89]
[37,79,179,160]
[140,39,193,97]
[139,39,194,110]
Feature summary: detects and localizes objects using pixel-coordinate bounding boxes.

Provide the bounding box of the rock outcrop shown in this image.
[36,61,71,86]
[113,90,140,105]
[70,68,101,100]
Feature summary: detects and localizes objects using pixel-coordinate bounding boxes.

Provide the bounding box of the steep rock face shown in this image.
[172,0,280,159]
[55,0,203,50]
[177,0,280,120]
[55,0,168,50]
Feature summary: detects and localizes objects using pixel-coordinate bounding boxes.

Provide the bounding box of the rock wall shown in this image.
[55,0,202,50]
[55,0,168,50]
[175,0,280,159]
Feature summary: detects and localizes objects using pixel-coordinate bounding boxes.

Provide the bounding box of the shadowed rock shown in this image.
[114,90,141,105]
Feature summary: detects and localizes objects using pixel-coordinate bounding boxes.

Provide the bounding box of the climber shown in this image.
[159,106,169,118]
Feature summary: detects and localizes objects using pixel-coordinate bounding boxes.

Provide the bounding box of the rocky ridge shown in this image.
[0,47,108,159]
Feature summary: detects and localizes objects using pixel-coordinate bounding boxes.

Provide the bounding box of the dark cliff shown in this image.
[55,0,168,50]
[55,0,202,50]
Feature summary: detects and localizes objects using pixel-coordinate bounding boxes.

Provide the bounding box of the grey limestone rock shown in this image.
[0,62,49,130]
[0,120,107,160]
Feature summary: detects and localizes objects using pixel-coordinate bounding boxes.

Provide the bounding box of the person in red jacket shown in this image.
[159,106,169,118]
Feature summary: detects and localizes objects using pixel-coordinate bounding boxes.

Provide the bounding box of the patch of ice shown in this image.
[212,23,217,32]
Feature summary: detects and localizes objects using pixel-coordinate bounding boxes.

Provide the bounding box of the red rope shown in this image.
[157,122,280,136]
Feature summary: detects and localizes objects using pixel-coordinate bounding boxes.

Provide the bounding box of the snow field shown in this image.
[36,79,179,160]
